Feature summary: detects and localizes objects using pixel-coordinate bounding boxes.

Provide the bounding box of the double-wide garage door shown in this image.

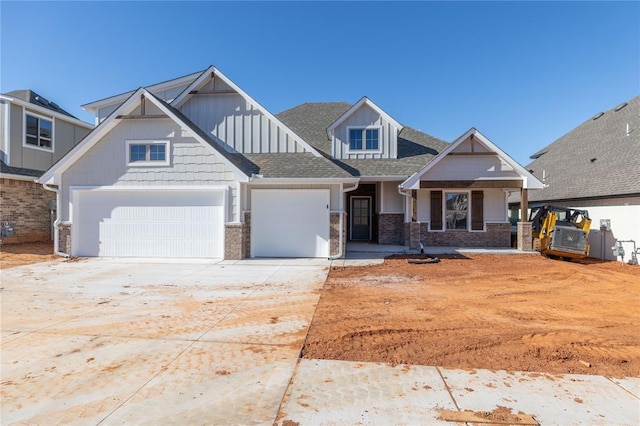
[252,189,330,258]
[74,189,224,258]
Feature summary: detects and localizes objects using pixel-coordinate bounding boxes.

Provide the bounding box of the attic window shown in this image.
[24,112,53,151]
[348,127,380,152]
[126,140,170,166]
[614,102,628,112]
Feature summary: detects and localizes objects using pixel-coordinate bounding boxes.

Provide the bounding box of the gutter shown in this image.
[42,183,69,258]
[329,180,360,260]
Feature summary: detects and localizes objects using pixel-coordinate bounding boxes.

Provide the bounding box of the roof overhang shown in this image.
[326,96,403,138]
[400,128,544,191]
[0,173,39,182]
[0,95,93,129]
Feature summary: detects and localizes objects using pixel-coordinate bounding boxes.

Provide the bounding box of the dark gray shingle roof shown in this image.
[242,153,354,179]
[3,90,77,119]
[276,102,449,177]
[1,160,43,178]
[525,95,640,202]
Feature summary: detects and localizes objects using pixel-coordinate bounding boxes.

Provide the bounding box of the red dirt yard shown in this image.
[0,242,56,269]
[302,254,640,377]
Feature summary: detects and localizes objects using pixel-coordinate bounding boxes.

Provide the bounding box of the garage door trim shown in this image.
[70,185,229,258]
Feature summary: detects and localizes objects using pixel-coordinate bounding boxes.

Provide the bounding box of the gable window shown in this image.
[445,192,468,230]
[126,140,169,166]
[24,113,53,150]
[348,127,380,151]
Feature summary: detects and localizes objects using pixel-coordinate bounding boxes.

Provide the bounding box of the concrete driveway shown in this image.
[0,257,329,425]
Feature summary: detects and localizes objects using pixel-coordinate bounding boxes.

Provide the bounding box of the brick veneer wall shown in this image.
[0,178,54,244]
[378,213,404,245]
[58,223,71,255]
[421,222,511,247]
[330,212,346,258]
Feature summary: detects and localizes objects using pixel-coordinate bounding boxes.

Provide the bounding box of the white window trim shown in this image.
[23,109,55,153]
[345,126,382,155]
[126,140,170,167]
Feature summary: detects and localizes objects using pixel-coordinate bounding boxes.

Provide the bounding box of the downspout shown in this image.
[397,184,412,221]
[329,180,360,260]
[42,183,69,258]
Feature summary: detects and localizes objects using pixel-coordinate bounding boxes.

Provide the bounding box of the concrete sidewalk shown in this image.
[278,359,640,425]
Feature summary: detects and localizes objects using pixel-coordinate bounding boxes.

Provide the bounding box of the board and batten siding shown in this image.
[416,188,508,224]
[331,104,399,160]
[6,103,91,171]
[60,118,241,222]
[0,100,7,163]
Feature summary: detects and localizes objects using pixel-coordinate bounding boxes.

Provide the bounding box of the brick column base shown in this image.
[517,221,533,251]
[58,223,71,256]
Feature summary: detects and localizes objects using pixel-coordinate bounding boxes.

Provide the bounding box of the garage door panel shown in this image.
[75,190,224,258]
[252,189,329,258]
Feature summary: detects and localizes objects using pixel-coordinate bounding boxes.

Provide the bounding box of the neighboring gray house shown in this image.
[511,95,640,260]
[39,66,541,259]
[0,90,93,243]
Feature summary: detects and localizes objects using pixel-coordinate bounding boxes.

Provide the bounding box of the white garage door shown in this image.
[74,189,225,258]
[252,189,330,258]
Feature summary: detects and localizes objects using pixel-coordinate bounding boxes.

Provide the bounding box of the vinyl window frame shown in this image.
[23,110,54,152]
[346,126,382,154]
[126,140,170,167]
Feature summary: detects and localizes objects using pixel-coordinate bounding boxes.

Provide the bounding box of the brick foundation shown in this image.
[422,222,511,247]
[517,222,533,251]
[58,223,71,255]
[378,213,404,245]
[330,212,346,258]
[0,178,54,244]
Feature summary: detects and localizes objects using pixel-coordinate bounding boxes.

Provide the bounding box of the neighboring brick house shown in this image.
[0,90,93,244]
[510,95,640,260]
[38,66,541,259]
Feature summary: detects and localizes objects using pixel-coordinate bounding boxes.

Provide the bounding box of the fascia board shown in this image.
[0,95,93,129]
[82,70,202,112]
[327,97,403,133]
[37,89,145,184]
[248,177,359,184]
[0,173,39,182]
[171,67,323,158]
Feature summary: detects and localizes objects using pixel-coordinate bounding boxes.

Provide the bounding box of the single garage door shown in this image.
[252,189,330,258]
[74,189,225,258]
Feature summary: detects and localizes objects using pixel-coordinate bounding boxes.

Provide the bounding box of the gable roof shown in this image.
[171,66,323,158]
[38,88,253,185]
[523,94,640,202]
[326,96,403,135]
[2,90,77,118]
[276,102,449,177]
[401,128,544,190]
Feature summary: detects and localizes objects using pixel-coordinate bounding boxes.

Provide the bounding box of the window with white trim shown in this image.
[348,127,380,151]
[25,113,53,150]
[126,140,169,166]
[445,192,468,230]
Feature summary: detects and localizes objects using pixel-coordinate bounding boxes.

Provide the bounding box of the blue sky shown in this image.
[1,1,638,165]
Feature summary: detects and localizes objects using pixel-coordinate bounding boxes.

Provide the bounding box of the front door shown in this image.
[351,196,371,240]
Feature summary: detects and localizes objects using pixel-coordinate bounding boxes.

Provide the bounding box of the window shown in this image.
[445,192,468,230]
[126,141,169,166]
[25,113,53,150]
[348,128,379,151]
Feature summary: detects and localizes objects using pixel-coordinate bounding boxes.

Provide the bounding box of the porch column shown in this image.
[517,188,532,251]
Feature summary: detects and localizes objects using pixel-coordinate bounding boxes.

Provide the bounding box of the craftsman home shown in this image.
[1,90,92,243]
[39,66,541,259]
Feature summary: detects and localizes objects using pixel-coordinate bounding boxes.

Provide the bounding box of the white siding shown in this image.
[180,93,307,154]
[61,118,240,222]
[547,197,640,261]
[331,104,399,160]
[380,181,404,213]
[425,155,520,181]
[417,189,430,222]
